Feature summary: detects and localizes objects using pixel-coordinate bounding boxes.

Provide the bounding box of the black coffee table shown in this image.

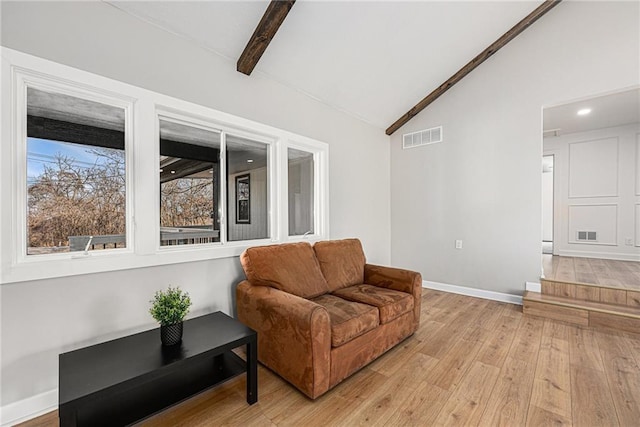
[59,312,257,427]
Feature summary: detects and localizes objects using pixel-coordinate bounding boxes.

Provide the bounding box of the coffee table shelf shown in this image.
[59,312,257,427]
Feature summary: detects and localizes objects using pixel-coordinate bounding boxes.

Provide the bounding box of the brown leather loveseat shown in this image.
[236,238,422,399]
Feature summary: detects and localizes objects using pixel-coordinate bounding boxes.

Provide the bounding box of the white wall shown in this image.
[390,1,639,294]
[0,0,391,420]
[544,124,640,260]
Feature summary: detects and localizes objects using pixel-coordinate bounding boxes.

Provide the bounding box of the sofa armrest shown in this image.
[364,264,422,328]
[236,281,331,398]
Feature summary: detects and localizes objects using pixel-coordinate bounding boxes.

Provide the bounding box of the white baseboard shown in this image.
[556,250,640,262]
[1,389,57,427]
[525,281,542,293]
[422,280,523,305]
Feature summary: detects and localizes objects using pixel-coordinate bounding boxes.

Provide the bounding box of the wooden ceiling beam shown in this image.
[237,0,296,76]
[386,0,563,136]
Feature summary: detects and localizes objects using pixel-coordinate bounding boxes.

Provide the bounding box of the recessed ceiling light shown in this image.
[159,168,164,173]
[247,159,254,163]
[170,170,176,174]
[577,108,591,116]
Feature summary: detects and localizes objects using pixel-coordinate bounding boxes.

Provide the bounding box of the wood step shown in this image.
[523,291,640,334]
[541,278,640,308]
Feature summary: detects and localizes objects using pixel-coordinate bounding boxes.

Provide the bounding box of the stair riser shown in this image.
[541,280,640,308]
[523,300,640,335]
[590,311,640,335]
[523,300,588,326]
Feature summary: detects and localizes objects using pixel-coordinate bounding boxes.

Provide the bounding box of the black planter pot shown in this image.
[160,322,183,346]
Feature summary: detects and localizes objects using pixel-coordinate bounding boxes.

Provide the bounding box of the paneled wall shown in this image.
[544,124,640,260]
[636,202,640,246]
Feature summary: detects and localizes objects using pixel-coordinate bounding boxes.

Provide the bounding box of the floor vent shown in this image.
[403,126,443,149]
[576,231,597,241]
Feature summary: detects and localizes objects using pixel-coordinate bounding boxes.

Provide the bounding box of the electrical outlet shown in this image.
[625,238,634,246]
[455,240,463,249]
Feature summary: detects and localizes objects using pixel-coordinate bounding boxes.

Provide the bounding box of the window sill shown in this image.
[1,246,235,284]
[0,236,325,284]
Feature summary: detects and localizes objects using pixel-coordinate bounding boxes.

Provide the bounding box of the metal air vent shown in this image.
[403,126,443,149]
[576,231,597,241]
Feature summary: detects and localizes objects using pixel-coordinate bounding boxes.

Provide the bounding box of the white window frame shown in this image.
[221,127,276,246]
[155,111,225,249]
[285,141,329,240]
[154,109,278,251]
[14,71,136,263]
[0,47,329,284]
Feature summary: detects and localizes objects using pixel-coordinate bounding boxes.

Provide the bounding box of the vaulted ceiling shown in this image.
[108,0,549,132]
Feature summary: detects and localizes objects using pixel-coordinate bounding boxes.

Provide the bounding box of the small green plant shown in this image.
[149,286,192,326]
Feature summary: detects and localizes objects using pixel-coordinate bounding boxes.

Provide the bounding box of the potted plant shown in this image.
[149,286,192,346]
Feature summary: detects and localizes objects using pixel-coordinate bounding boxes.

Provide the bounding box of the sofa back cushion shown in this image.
[313,238,366,292]
[240,242,330,299]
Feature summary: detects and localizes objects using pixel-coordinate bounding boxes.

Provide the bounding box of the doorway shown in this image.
[542,155,554,255]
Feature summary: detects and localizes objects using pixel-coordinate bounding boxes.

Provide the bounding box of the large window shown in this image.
[159,119,221,246]
[26,87,127,255]
[1,47,328,283]
[157,120,273,246]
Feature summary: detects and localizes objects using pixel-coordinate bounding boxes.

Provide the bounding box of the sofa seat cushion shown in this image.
[311,295,379,348]
[241,242,330,299]
[313,239,366,292]
[332,284,414,324]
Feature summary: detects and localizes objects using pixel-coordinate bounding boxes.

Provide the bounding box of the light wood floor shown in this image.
[543,255,640,291]
[20,290,640,427]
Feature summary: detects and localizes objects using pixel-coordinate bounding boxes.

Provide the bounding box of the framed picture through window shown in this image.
[236,174,250,224]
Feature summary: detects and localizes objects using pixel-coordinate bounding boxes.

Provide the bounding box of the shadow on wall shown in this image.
[230,256,246,319]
